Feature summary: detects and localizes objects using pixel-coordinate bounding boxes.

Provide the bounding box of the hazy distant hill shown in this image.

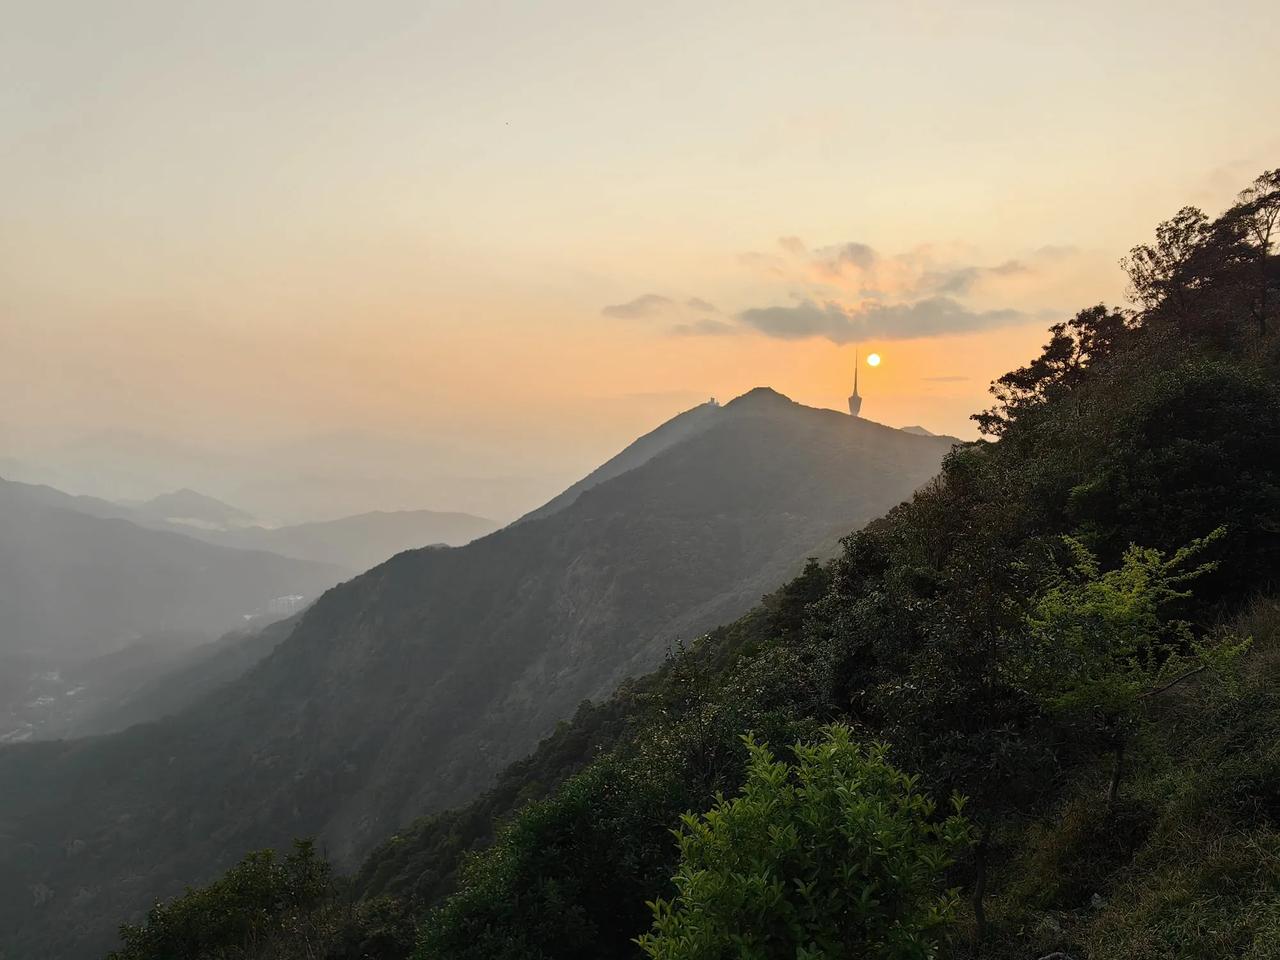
[209,509,497,570]
[0,389,954,959]
[118,486,497,570]
[0,477,142,523]
[130,487,257,529]
[900,424,939,436]
[62,616,302,738]
[0,478,347,661]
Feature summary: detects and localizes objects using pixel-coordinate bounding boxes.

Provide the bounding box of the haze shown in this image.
[4,0,1276,521]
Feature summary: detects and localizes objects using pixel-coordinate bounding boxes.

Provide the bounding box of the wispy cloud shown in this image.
[606,238,1076,342]
[738,297,1028,343]
[601,293,678,319]
[754,238,1041,302]
[602,293,718,320]
[670,318,738,337]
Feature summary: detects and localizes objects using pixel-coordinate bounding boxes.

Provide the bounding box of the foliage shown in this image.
[635,726,972,960]
[1124,169,1279,337]
[984,597,1280,960]
[108,840,333,960]
[973,304,1132,437]
[1024,529,1249,732]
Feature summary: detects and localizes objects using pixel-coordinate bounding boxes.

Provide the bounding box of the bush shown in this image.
[108,840,332,960]
[636,725,973,960]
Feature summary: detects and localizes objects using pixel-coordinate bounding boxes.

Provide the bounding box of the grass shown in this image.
[970,596,1280,960]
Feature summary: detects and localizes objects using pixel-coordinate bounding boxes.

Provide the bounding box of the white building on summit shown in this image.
[847,350,863,417]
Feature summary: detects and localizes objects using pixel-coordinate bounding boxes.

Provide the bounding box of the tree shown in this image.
[1024,530,1249,805]
[1223,168,1280,334]
[635,726,973,960]
[973,305,1131,436]
[1123,169,1280,339]
[108,840,333,960]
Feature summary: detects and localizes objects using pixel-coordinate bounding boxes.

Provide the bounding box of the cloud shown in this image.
[778,236,808,258]
[739,238,1050,303]
[989,259,1030,276]
[669,318,739,337]
[601,294,677,319]
[602,294,719,320]
[813,241,877,277]
[917,266,982,295]
[737,296,1029,344]
[1033,244,1080,261]
[606,238,1075,344]
[737,250,789,277]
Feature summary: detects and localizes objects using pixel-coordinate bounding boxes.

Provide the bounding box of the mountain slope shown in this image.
[0,477,143,523]
[0,389,953,959]
[516,398,723,523]
[207,509,498,570]
[57,616,303,739]
[0,479,349,661]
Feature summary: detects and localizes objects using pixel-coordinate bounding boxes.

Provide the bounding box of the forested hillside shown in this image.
[89,170,1280,960]
[0,389,951,959]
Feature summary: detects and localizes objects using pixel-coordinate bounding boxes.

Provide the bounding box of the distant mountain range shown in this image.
[0,478,346,662]
[191,509,498,571]
[0,478,496,744]
[126,487,258,529]
[120,487,499,569]
[0,389,956,959]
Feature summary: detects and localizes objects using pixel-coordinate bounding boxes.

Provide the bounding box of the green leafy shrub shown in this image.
[635,725,973,960]
[1024,530,1250,802]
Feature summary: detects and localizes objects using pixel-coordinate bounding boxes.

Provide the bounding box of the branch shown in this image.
[1138,664,1207,700]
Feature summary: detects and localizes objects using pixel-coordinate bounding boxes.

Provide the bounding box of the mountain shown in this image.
[0,478,347,663]
[516,398,723,523]
[899,424,938,436]
[0,389,954,959]
[1,630,207,744]
[131,488,257,530]
[206,509,498,570]
[58,616,302,738]
[0,477,142,523]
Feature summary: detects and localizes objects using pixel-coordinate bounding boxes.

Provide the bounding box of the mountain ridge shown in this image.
[0,479,349,662]
[0,389,956,959]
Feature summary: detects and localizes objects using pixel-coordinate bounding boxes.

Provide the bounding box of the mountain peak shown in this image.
[139,488,255,526]
[724,386,796,410]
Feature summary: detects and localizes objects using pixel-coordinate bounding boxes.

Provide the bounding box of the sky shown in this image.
[3,0,1277,521]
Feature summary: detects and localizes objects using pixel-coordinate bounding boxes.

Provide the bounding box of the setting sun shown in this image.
[866,353,882,367]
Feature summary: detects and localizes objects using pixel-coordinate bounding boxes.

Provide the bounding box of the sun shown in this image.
[866,353,881,367]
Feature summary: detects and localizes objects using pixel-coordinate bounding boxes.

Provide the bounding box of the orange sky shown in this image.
[3,0,1277,520]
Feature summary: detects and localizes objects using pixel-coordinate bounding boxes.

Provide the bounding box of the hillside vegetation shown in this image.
[89,169,1280,960]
